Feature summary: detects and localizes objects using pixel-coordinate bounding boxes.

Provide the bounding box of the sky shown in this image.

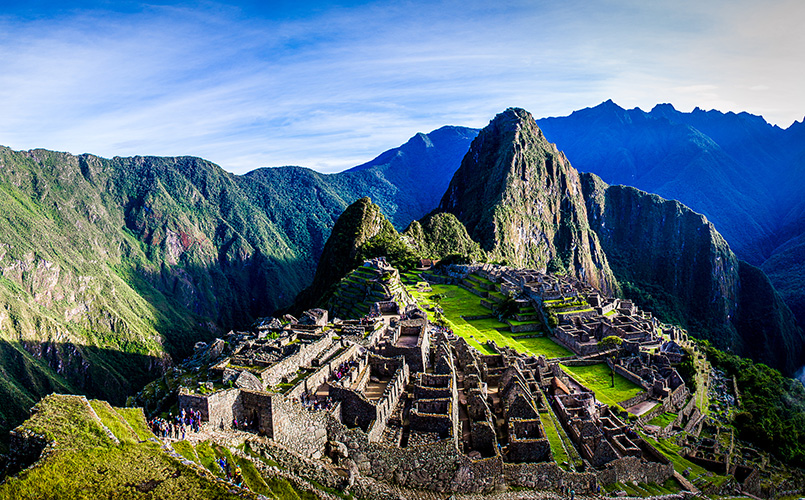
[0,0,803,174]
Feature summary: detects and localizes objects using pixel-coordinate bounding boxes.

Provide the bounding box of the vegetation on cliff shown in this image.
[538,100,805,333]
[0,124,476,440]
[582,172,804,375]
[702,343,805,466]
[437,108,618,295]
[403,212,485,263]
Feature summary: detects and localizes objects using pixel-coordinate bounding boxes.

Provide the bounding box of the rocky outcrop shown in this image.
[438,108,618,295]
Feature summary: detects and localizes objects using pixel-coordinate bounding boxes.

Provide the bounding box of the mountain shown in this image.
[403,212,485,263]
[0,126,476,440]
[438,108,618,295]
[296,197,485,311]
[537,100,805,332]
[431,108,803,374]
[345,126,479,227]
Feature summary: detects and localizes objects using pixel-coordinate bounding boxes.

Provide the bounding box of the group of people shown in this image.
[331,359,359,382]
[149,408,203,440]
[298,392,334,412]
[216,457,244,487]
[230,417,257,431]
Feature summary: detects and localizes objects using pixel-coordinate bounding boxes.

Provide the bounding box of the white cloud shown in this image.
[0,0,802,173]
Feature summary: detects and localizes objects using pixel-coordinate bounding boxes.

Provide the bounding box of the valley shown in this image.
[0,105,803,499]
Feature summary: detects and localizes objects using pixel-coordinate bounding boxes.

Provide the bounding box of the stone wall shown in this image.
[329,384,376,432]
[179,387,243,429]
[617,391,648,410]
[608,358,649,391]
[261,331,335,387]
[596,455,674,485]
[509,322,542,333]
[328,409,605,495]
[507,438,551,463]
[286,343,360,399]
[367,363,409,442]
[240,390,275,436]
[504,462,597,493]
[270,394,330,459]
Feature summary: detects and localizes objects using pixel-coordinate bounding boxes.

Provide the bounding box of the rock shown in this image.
[235,371,262,391]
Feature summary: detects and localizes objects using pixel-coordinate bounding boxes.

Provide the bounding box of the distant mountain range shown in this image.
[304,108,802,377]
[0,101,802,442]
[536,101,805,329]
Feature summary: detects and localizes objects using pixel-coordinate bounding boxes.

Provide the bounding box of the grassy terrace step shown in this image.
[89,399,139,443]
[560,364,643,406]
[640,432,730,490]
[468,273,494,286]
[646,412,678,428]
[116,407,156,442]
[408,282,571,358]
[0,394,249,499]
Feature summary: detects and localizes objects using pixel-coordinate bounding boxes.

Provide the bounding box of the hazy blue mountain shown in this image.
[537,100,805,329]
[427,108,803,374]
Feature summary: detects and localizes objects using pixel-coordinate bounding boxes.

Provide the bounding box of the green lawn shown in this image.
[640,433,730,489]
[561,364,643,406]
[647,412,677,428]
[409,283,572,359]
[538,411,569,467]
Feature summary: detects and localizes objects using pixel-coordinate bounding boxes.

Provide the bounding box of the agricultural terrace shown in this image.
[407,282,571,359]
[561,364,643,407]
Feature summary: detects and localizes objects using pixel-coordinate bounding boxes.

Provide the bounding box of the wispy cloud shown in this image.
[0,0,802,173]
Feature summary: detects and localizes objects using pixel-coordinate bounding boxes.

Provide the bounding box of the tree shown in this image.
[494,294,519,320]
[598,336,623,387]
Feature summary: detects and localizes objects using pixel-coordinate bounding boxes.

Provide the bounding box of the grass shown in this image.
[561,364,643,406]
[647,412,678,428]
[195,440,225,478]
[89,399,138,443]
[0,394,249,500]
[408,283,572,358]
[538,411,569,467]
[172,440,198,462]
[115,407,155,441]
[468,273,494,285]
[640,432,730,489]
[234,455,271,496]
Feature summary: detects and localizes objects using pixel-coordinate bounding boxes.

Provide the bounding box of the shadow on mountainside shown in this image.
[0,339,172,453]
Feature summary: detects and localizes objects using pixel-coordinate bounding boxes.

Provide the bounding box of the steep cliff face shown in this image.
[581,173,804,374]
[438,108,617,294]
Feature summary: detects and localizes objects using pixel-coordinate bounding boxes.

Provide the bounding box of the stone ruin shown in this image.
[176,261,694,495]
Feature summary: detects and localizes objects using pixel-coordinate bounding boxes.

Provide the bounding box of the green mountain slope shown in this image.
[0,125,476,438]
[581,174,804,374]
[296,197,485,311]
[437,108,618,295]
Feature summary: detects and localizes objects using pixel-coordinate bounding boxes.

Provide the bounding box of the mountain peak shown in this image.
[438,107,618,293]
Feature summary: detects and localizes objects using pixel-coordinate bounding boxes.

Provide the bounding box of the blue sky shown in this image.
[0,0,803,174]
